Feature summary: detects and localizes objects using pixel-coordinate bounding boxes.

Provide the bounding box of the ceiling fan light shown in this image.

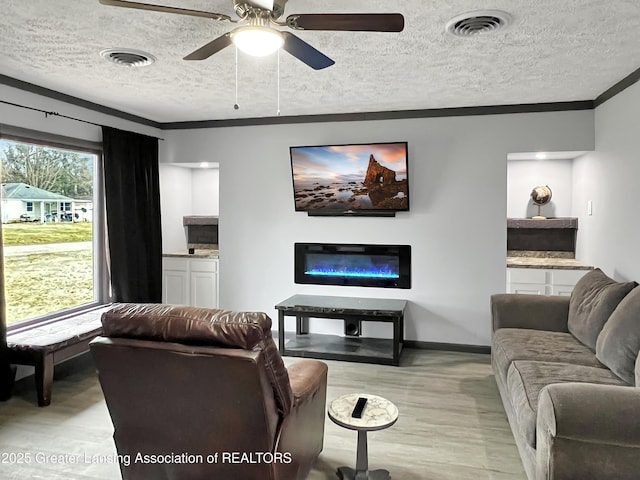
[232,26,284,57]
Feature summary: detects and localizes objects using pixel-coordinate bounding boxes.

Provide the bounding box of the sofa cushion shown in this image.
[596,286,640,385]
[506,360,627,448]
[568,268,637,351]
[492,328,603,383]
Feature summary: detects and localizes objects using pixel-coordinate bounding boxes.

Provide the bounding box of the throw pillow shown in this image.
[596,286,640,385]
[567,268,637,351]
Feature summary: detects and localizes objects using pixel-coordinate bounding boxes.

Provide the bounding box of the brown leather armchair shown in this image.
[90,304,328,480]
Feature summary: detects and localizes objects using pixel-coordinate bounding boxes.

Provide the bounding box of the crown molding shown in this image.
[594,66,640,107]
[161,101,594,129]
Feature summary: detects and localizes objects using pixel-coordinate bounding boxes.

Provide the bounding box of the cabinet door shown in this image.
[162,258,189,305]
[549,269,588,296]
[162,269,189,305]
[189,259,219,308]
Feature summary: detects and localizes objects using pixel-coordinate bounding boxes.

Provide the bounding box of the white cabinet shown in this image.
[162,257,219,308]
[507,267,589,296]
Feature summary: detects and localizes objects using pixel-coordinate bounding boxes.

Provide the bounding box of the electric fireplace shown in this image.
[294,243,411,289]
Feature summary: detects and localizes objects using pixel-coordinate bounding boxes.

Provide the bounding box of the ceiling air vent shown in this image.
[100,48,156,67]
[445,10,512,36]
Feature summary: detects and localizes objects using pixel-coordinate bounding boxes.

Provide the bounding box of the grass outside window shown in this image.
[2,222,94,326]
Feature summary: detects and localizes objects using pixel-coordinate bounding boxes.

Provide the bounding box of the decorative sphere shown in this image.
[530,185,552,206]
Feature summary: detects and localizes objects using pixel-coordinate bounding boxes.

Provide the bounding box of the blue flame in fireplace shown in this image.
[305,267,399,279]
[303,252,400,280]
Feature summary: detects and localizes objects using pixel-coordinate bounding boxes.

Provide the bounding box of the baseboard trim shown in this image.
[405,340,490,354]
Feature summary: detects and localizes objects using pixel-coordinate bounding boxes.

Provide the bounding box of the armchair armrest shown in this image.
[274,359,328,480]
[491,294,570,333]
[287,359,327,403]
[537,383,640,480]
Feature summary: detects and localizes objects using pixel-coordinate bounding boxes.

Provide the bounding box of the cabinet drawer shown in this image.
[190,259,218,273]
[163,257,188,271]
[507,268,546,284]
[509,283,546,295]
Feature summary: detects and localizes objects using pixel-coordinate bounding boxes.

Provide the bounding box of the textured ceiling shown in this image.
[1,0,640,123]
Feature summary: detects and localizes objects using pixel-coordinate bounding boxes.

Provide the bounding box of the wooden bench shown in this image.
[7,306,111,406]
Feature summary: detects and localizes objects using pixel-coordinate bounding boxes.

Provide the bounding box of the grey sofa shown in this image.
[491,268,640,480]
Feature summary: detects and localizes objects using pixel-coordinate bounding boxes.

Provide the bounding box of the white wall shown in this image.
[191,168,219,216]
[507,159,574,218]
[573,80,640,282]
[159,165,192,253]
[162,110,594,346]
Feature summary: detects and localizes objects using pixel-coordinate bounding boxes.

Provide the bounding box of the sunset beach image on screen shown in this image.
[289,142,409,212]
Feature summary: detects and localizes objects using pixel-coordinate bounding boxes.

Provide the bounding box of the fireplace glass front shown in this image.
[295,243,411,289]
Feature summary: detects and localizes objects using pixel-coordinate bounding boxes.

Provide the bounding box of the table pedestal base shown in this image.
[336,466,391,480]
[335,430,391,480]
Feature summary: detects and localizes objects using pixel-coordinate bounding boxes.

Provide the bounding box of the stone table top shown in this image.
[275,295,407,316]
[328,393,399,431]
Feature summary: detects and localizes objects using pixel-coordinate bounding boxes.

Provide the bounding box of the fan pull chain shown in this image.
[276,49,281,116]
[234,46,239,110]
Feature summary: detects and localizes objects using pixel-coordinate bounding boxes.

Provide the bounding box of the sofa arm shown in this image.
[537,383,640,480]
[274,359,328,480]
[491,294,570,333]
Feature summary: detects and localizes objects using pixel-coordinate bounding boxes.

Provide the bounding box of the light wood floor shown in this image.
[0,349,526,480]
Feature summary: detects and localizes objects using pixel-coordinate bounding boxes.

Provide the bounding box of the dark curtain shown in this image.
[102,126,162,303]
[0,214,16,401]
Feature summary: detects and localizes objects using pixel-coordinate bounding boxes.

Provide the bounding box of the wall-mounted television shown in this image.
[289,142,409,216]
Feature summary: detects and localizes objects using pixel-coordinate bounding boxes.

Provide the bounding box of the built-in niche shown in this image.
[159,163,220,253]
[506,152,586,257]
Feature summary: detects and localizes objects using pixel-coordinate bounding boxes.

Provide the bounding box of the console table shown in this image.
[274,295,407,366]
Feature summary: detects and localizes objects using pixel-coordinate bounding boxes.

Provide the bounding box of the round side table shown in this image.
[328,393,399,480]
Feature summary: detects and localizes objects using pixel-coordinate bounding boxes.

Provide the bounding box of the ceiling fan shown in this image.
[98,0,404,70]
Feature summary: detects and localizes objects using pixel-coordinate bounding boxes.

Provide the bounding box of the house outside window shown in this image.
[0,129,108,328]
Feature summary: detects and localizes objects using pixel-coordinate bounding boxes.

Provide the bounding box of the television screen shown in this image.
[290,142,409,213]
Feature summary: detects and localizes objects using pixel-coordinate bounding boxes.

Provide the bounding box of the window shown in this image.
[0,130,107,328]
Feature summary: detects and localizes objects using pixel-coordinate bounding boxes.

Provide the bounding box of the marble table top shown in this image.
[275,295,407,316]
[328,393,399,432]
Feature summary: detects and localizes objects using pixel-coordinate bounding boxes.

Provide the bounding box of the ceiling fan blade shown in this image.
[184,33,233,61]
[281,32,334,70]
[98,0,232,21]
[286,13,404,32]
